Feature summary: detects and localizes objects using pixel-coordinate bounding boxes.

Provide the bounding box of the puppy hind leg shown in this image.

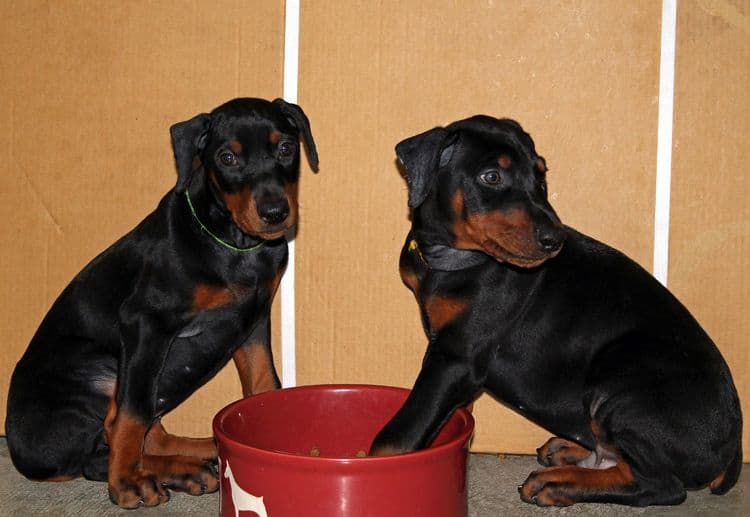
[710,447,743,495]
[7,403,103,481]
[520,461,686,507]
[81,447,109,482]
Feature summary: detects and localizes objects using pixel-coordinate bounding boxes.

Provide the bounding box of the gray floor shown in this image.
[0,438,747,516]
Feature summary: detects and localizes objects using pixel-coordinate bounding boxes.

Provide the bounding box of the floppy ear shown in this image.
[273,98,319,172]
[395,127,456,209]
[170,113,210,193]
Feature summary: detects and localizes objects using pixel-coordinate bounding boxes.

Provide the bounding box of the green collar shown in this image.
[184,190,266,253]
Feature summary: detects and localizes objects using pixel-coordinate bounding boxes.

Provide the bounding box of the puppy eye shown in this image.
[278,141,296,158]
[219,152,237,166]
[480,171,502,185]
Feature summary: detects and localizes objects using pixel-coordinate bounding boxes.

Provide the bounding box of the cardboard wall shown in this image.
[0,0,286,439]
[669,0,750,457]
[1,1,748,459]
[296,0,664,453]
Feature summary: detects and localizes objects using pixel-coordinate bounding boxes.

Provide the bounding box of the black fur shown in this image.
[6,97,318,508]
[371,115,742,507]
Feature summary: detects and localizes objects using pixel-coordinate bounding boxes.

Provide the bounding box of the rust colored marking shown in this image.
[591,418,601,438]
[228,140,242,154]
[107,410,147,472]
[233,342,279,397]
[106,405,173,507]
[104,395,117,436]
[141,455,219,496]
[400,266,419,294]
[709,470,727,492]
[212,160,300,238]
[208,170,223,191]
[144,420,217,459]
[222,187,263,234]
[223,182,299,239]
[269,130,281,144]
[232,345,253,396]
[537,437,592,466]
[521,463,636,507]
[267,269,284,297]
[451,191,548,267]
[452,189,465,219]
[284,181,299,226]
[498,154,513,169]
[193,284,235,312]
[106,407,152,508]
[424,294,468,331]
[535,156,548,173]
[46,474,78,482]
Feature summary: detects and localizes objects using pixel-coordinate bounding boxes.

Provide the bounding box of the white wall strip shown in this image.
[281,0,300,388]
[653,0,677,286]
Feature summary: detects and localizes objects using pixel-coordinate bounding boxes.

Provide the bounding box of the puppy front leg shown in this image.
[105,400,168,508]
[106,313,171,508]
[143,419,217,459]
[370,347,478,456]
[233,310,281,397]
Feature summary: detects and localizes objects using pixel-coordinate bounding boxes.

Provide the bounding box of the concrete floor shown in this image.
[0,438,746,516]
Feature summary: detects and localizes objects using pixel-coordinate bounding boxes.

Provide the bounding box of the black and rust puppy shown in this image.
[6,98,318,508]
[371,115,742,507]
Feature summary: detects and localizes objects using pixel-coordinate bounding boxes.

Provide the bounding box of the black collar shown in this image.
[409,237,490,271]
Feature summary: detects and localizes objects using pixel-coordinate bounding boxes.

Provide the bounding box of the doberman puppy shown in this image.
[370,115,742,507]
[6,97,318,508]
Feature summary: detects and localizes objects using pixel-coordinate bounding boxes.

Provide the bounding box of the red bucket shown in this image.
[213,384,474,517]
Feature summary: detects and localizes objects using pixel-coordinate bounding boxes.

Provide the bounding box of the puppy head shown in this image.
[170,97,318,240]
[396,116,564,267]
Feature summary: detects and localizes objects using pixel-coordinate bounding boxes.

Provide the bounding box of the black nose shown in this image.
[258,200,289,225]
[536,226,565,253]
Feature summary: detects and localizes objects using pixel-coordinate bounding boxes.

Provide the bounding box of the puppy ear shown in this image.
[273,98,319,172]
[170,113,210,193]
[396,127,456,209]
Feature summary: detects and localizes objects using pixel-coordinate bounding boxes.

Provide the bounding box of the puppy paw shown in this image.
[519,469,575,507]
[536,437,591,467]
[108,470,170,508]
[144,455,219,496]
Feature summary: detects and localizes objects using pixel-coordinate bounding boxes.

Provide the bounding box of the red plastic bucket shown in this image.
[213,384,474,517]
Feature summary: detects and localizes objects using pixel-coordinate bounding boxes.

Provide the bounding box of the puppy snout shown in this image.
[536,225,565,253]
[258,199,290,225]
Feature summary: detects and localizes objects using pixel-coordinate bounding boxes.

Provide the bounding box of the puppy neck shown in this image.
[408,232,489,272]
[184,170,267,253]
